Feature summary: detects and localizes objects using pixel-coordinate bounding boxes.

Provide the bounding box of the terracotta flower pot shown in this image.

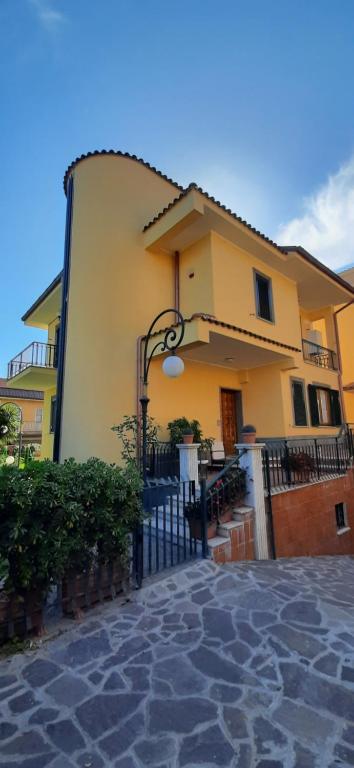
[183,434,194,444]
[242,432,256,444]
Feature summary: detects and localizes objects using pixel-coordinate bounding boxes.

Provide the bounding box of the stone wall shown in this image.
[271,469,354,558]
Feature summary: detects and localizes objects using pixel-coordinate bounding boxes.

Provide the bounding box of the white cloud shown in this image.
[180,163,273,235]
[29,0,66,29]
[275,155,354,271]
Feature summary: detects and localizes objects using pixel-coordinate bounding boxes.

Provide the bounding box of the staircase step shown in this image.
[217,520,243,538]
[208,536,230,549]
[233,505,254,521]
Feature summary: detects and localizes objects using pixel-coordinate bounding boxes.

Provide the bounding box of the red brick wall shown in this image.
[271,469,354,557]
[210,515,255,564]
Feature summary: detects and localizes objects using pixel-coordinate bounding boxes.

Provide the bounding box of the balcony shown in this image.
[7,342,57,389]
[22,421,43,435]
[302,338,338,371]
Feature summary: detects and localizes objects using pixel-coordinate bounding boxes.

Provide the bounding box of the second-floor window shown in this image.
[291,379,307,427]
[254,271,274,322]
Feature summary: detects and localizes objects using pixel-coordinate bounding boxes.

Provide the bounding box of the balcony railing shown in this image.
[22,421,43,434]
[302,338,338,371]
[8,342,57,379]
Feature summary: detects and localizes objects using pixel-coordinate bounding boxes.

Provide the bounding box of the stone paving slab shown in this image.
[1,556,354,767]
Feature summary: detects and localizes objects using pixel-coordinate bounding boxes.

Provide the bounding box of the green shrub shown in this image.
[168,417,214,449]
[0,458,142,596]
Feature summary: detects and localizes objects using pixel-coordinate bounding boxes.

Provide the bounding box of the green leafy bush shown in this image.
[112,414,160,466]
[168,417,214,449]
[0,458,142,596]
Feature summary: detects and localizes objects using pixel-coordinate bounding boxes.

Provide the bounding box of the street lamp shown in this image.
[140,308,185,483]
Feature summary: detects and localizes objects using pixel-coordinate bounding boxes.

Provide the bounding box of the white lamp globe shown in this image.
[5,456,15,466]
[162,354,184,379]
[0,425,8,435]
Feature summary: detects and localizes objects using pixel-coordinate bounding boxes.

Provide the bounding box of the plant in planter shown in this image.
[182,428,194,444]
[0,458,143,640]
[168,417,204,446]
[112,414,160,467]
[59,458,142,617]
[281,450,315,482]
[241,424,257,444]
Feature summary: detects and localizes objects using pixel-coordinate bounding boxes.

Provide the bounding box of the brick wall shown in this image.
[209,512,255,564]
[271,469,354,558]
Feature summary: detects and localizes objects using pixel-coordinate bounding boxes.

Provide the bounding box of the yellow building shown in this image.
[0,378,44,448]
[7,151,354,461]
[335,266,354,425]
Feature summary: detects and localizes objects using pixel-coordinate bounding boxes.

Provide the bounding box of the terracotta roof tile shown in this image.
[142,182,287,257]
[147,313,301,354]
[63,150,184,195]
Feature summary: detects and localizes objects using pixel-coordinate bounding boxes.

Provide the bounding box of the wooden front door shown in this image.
[221,389,241,455]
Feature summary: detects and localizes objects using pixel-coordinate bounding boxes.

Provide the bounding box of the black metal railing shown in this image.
[146,442,180,479]
[302,338,338,370]
[8,342,57,379]
[262,429,353,492]
[198,455,246,531]
[134,479,206,584]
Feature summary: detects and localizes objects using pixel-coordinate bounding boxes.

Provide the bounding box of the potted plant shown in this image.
[182,428,194,445]
[241,424,257,444]
[281,450,315,483]
[168,418,202,446]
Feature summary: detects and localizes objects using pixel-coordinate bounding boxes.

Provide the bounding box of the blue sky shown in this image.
[1,0,354,375]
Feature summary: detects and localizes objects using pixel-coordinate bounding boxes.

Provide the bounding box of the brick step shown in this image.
[233,505,254,522]
[216,520,243,539]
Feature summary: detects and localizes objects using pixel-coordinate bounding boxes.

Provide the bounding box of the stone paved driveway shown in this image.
[1,557,354,767]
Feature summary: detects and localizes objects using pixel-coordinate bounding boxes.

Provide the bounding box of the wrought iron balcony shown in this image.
[8,342,57,379]
[22,421,43,434]
[302,338,338,371]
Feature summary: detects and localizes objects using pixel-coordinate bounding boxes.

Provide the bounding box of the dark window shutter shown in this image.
[330,390,342,426]
[292,381,307,426]
[308,385,319,426]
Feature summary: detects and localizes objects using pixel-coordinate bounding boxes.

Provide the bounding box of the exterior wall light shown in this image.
[162,353,184,378]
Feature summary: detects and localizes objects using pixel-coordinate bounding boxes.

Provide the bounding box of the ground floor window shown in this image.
[335,502,348,531]
[50,396,57,433]
[308,385,342,427]
[291,378,307,426]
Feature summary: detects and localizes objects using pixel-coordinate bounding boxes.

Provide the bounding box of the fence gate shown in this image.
[133,479,207,587]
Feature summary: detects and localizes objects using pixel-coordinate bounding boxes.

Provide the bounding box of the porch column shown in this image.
[235,443,269,559]
[177,443,201,488]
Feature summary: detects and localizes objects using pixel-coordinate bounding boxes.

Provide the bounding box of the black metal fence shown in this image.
[262,431,353,492]
[201,455,246,527]
[146,442,180,479]
[134,479,207,584]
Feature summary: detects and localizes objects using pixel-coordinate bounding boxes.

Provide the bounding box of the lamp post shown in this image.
[0,402,23,467]
[134,309,185,588]
[140,308,185,483]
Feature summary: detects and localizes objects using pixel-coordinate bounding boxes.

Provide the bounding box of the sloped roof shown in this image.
[63,150,184,195]
[0,388,44,400]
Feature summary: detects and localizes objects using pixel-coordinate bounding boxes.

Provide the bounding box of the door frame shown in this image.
[219,388,243,451]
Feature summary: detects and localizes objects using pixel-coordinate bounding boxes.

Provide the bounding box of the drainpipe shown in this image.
[53,174,74,463]
[174,251,180,318]
[136,335,144,462]
[333,300,354,425]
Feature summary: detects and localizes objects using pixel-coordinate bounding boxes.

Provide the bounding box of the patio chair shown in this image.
[209,441,226,470]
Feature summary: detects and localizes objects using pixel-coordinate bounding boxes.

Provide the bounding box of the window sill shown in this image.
[255,314,275,325]
[337,526,351,536]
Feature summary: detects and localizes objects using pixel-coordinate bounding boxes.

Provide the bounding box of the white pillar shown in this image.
[235,443,269,559]
[177,443,201,488]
